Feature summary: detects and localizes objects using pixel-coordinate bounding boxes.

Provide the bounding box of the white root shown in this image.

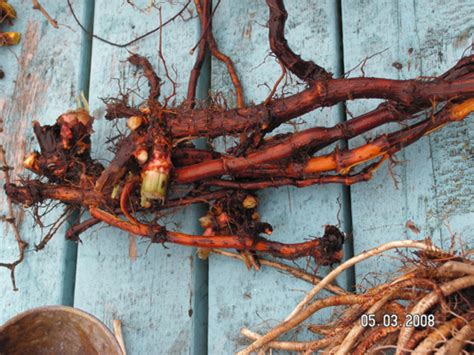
[237,295,370,355]
[335,279,412,354]
[437,260,474,276]
[287,240,442,322]
[435,320,474,355]
[238,239,443,355]
[395,275,474,355]
[240,328,335,352]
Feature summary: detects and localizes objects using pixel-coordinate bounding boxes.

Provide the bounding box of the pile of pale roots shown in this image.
[232,239,474,354]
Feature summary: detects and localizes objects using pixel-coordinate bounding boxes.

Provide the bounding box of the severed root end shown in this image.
[253,224,345,263]
[0,32,21,46]
[284,225,345,264]
[316,225,345,265]
[140,169,169,206]
[0,2,20,46]
[4,182,40,207]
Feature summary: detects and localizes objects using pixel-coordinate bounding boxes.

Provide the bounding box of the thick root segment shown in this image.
[2,1,474,271]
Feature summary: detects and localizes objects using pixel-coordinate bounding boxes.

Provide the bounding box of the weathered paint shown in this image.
[207,1,351,353]
[0,0,86,323]
[72,1,203,354]
[342,0,474,283]
[1,1,473,354]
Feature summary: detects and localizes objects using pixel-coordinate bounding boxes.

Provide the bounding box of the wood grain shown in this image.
[2,2,472,354]
[72,1,203,353]
[0,0,86,323]
[342,0,474,283]
[207,1,351,352]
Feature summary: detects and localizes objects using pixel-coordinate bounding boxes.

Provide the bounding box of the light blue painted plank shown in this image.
[72,1,204,353]
[208,1,349,352]
[341,0,474,282]
[403,0,474,247]
[0,0,87,322]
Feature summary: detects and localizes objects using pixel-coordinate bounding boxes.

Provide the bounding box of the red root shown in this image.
[2,0,474,264]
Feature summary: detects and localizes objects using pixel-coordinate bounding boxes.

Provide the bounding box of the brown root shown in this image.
[2,0,474,280]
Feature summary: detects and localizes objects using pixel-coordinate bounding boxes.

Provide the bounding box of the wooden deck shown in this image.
[1,0,473,353]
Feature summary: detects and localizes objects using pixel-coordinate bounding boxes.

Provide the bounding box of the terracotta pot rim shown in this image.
[0,305,123,355]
